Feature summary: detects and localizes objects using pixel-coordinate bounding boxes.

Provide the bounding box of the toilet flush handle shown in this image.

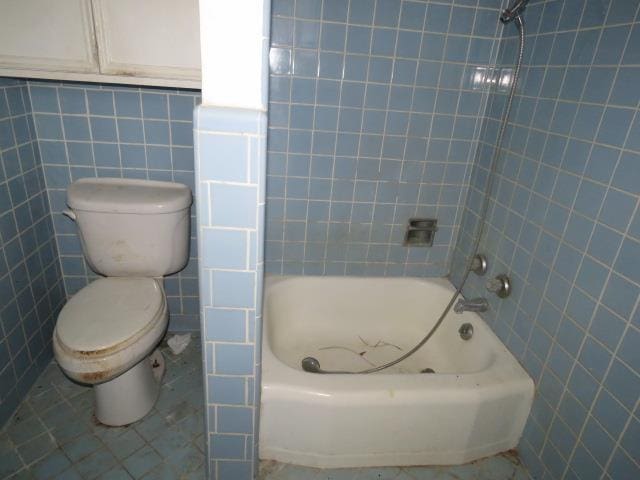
[62,209,77,221]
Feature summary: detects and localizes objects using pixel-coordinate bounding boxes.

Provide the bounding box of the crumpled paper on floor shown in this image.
[167,333,191,355]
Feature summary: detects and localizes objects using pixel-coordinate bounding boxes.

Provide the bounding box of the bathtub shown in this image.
[259,276,534,468]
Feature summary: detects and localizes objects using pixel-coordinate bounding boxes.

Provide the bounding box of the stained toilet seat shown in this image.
[53,277,168,384]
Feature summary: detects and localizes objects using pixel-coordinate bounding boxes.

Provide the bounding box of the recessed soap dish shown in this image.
[404,218,438,247]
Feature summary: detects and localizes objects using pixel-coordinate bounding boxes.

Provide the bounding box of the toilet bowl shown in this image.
[53,178,192,426]
[54,277,168,425]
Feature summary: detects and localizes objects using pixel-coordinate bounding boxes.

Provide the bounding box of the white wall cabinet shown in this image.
[0,0,99,74]
[0,0,201,89]
[92,0,201,85]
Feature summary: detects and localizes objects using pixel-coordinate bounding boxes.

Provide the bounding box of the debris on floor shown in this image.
[167,333,192,355]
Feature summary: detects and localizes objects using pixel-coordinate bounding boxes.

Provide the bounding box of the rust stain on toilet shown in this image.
[75,333,137,359]
[73,344,126,383]
[80,368,115,383]
[76,343,123,358]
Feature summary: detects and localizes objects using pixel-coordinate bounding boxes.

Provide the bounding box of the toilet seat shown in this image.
[53,277,168,385]
[55,277,164,358]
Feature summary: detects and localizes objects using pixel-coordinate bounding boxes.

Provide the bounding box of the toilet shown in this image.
[52,177,192,426]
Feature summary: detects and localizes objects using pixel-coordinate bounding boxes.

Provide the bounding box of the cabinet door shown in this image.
[0,0,98,73]
[92,0,201,82]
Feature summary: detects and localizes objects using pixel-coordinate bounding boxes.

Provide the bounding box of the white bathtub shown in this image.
[259,276,534,468]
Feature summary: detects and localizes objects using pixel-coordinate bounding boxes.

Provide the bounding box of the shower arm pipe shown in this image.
[304,15,526,375]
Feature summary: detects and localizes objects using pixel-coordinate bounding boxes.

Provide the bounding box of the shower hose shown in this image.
[302,15,526,374]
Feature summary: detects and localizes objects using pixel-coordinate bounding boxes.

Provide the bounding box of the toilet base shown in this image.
[94,349,165,426]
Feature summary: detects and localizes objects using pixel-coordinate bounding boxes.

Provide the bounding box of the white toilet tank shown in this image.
[66,178,192,277]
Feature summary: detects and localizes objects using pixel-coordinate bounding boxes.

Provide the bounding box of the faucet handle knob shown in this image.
[486,277,502,292]
[486,274,511,298]
[471,254,488,275]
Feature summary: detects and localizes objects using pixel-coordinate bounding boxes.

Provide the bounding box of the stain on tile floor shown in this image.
[258,453,530,480]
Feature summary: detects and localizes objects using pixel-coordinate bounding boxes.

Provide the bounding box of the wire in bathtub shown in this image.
[316,336,403,368]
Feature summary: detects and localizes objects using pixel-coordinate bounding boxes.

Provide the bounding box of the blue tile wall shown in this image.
[0,78,65,426]
[266,0,506,276]
[27,81,201,332]
[195,106,266,480]
[451,1,640,478]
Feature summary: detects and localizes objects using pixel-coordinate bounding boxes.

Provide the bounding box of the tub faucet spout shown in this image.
[454,297,489,314]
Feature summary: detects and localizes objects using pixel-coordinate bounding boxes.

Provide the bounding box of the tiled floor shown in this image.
[2,333,529,480]
[0,334,204,480]
[259,454,530,480]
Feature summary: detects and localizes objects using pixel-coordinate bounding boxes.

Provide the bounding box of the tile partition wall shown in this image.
[0,78,65,426]
[451,0,640,478]
[194,108,267,479]
[265,0,507,276]
[196,0,270,477]
[27,81,201,332]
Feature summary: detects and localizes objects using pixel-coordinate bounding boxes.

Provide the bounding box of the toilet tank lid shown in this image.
[67,178,192,214]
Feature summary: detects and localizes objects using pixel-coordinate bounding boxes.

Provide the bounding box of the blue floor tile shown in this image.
[0,336,204,480]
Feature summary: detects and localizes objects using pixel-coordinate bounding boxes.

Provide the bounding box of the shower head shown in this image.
[301,357,323,373]
[500,0,528,23]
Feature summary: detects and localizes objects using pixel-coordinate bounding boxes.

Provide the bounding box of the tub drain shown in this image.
[420,367,435,374]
